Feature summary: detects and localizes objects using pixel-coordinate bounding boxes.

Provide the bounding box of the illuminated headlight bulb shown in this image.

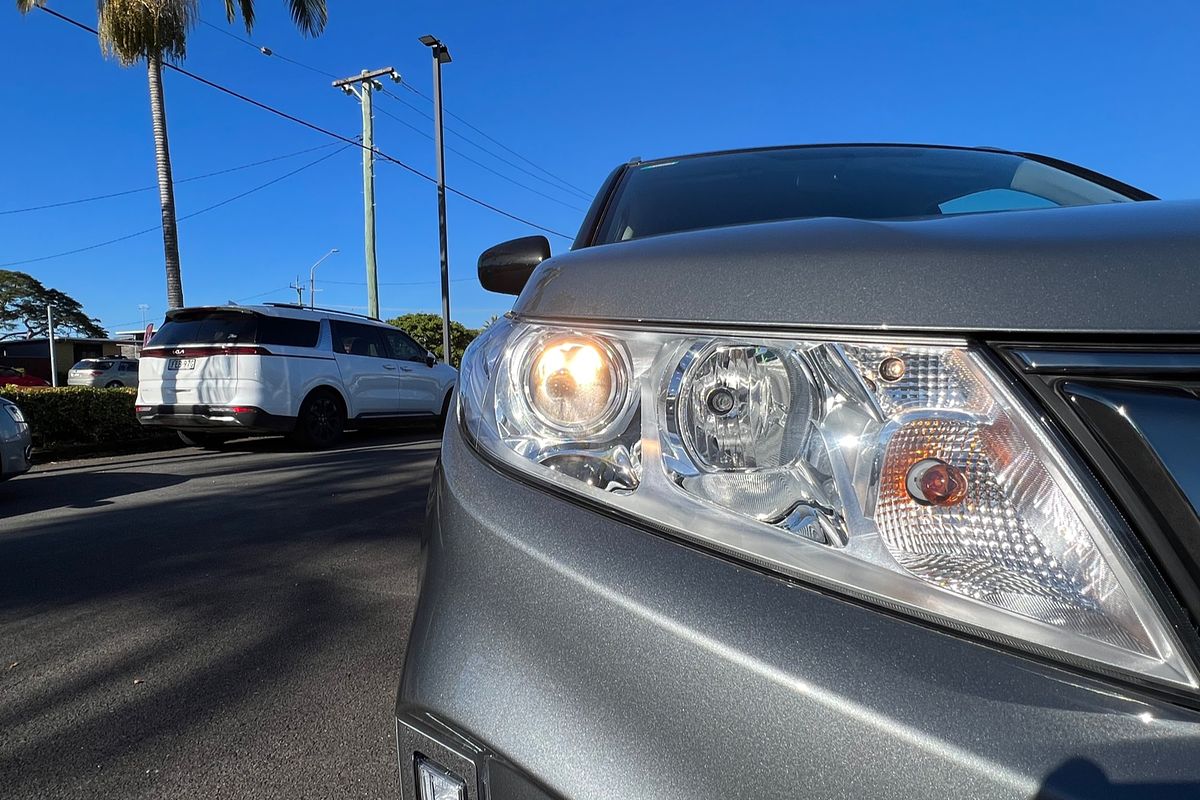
[526,335,624,432]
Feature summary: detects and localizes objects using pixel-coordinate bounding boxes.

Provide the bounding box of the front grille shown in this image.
[1000,346,1200,631]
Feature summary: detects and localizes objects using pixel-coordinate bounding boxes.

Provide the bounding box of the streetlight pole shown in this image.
[420,34,453,365]
[46,305,58,387]
[308,248,340,309]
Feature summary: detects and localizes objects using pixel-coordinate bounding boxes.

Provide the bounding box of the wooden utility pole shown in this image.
[333,67,400,320]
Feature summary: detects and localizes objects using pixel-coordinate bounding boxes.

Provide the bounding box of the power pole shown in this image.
[289,276,306,306]
[333,67,400,320]
[420,36,453,365]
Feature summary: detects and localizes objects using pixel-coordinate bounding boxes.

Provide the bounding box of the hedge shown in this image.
[0,386,167,450]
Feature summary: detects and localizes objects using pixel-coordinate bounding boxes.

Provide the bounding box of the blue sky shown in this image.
[2,1,1198,333]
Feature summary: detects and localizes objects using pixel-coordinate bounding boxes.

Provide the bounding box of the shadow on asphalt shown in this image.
[0,471,191,518]
[0,429,440,798]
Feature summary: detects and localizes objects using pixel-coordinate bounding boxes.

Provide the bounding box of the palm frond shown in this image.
[224,0,254,33]
[287,0,326,37]
[15,0,45,14]
[97,0,199,65]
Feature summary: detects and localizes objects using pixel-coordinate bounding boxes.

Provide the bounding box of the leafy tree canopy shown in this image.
[386,313,479,369]
[0,270,107,341]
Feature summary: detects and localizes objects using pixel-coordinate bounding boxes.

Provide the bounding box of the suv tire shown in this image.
[291,389,345,449]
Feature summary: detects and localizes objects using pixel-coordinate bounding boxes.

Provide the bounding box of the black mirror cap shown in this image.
[478,235,551,295]
[426,353,436,368]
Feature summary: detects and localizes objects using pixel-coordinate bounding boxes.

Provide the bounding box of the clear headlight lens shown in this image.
[4,404,25,424]
[459,318,1196,689]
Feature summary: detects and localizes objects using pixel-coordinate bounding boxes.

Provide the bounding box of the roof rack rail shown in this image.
[260,302,383,322]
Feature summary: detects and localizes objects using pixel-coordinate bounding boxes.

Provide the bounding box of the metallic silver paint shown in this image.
[515,199,1200,334]
[0,398,32,481]
[399,421,1200,800]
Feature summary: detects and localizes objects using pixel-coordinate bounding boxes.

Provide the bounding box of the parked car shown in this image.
[0,397,32,482]
[0,366,49,388]
[67,357,139,388]
[135,304,457,448]
[396,144,1200,799]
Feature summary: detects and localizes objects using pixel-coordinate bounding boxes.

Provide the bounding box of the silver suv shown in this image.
[67,357,139,388]
[397,145,1200,799]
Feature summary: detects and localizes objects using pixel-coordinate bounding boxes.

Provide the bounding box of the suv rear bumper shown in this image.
[397,419,1200,800]
[135,404,294,434]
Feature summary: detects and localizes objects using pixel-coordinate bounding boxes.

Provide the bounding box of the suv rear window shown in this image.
[73,360,114,370]
[149,311,320,348]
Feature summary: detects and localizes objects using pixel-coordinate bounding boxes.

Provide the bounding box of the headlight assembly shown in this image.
[459,317,1197,690]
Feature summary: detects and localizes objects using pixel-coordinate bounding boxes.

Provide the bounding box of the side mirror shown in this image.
[426,352,436,368]
[478,235,550,295]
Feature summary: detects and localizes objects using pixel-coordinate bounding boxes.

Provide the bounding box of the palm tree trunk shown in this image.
[147,54,184,309]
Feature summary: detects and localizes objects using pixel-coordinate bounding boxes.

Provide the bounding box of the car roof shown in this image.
[165,304,395,328]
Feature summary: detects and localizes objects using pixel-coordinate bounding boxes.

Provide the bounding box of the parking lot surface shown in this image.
[0,432,439,799]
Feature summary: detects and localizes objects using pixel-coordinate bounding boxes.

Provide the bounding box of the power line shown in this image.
[35,6,574,240]
[0,141,343,216]
[376,87,592,203]
[199,20,339,79]
[322,277,475,287]
[0,146,351,268]
[372,103,586,212]
[196,12,591,204]
[397,82,592,198]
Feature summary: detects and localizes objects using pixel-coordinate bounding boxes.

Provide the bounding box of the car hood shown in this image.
[513,199,1200,335]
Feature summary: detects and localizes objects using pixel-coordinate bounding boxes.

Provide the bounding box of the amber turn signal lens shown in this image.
[905,458,968,506]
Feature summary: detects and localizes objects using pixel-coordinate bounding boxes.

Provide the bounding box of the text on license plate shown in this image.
[167,358,196,370]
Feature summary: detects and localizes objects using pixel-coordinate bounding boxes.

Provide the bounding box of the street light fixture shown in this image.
[309,248,340,309]
[420,34,453,365]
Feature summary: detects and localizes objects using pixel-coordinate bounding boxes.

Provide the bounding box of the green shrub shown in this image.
[0,386,162,449]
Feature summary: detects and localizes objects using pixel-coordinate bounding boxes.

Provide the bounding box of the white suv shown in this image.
[135,304,457,448]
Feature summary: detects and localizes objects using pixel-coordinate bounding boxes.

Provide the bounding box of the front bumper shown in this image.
[397,419,1200,800]
[135,404,294,434]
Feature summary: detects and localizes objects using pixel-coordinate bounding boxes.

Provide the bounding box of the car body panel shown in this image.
[0,367,49,388]
[67,358,139,388]
[0,398,32,481]
[516,198,1200,334]
[136,305,457,434]
[401,145,1200,798]
[399,422,1200,799]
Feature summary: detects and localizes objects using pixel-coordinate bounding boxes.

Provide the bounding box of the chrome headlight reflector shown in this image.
[459,318,1196,689]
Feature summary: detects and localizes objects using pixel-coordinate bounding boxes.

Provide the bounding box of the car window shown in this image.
[938,188,1059,215]
[0,367,18,377]
[594,146,1135,244]
[330,321,388,359]
[150,311,258,346]
[120,362,138,372]
[75,360,114,370]
[258,316,320,348]
[383,330,426,362]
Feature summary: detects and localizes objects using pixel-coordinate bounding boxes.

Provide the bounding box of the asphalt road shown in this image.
[0,431,441,799]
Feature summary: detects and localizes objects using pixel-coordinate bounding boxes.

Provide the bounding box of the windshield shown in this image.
[594,145,1138,244]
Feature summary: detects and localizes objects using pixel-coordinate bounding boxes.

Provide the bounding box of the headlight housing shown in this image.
[4,404,25,425]
[459,317,1197,689]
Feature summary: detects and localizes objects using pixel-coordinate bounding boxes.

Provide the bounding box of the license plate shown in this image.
[167,358,196,370]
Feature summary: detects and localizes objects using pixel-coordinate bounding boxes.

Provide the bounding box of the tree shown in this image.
[0,270,107,340]
[16,0,328,310]
[387,313,480,369]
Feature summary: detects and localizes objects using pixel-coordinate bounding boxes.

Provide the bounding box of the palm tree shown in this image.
[16,1,328,309]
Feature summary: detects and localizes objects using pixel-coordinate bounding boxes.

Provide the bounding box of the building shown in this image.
[0,338,128,386]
